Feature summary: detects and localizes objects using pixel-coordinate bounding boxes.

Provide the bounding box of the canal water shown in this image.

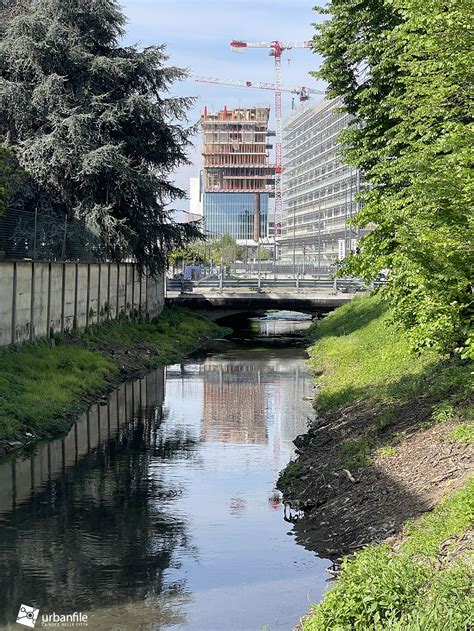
[0,313,329,630]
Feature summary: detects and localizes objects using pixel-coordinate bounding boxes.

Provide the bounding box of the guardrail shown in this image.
[166,277,375,294]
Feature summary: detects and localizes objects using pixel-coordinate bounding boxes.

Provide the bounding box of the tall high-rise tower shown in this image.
[201,106,275,243]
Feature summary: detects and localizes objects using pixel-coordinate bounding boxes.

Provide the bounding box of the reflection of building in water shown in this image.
[201,365,267,444]
[278,361,314,447]
[199,356,314,447]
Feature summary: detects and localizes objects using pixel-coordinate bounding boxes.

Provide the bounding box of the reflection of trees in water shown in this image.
[0,407,198,626]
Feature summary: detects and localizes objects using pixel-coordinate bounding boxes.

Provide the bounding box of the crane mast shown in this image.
[229,40,312,238]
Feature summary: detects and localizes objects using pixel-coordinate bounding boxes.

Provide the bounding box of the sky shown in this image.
[120,0,326,212]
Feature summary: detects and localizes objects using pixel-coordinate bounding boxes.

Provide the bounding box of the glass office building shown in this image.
[204,192,269,240]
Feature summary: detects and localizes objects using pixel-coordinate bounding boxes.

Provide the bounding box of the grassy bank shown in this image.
[304,479,473,630]
[0,307,228,444]
[278,294,472,629]
[307,294,472,467]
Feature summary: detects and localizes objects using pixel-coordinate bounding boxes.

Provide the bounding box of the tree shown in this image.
[211,234,244,266]
[256,247,270,261]
[0,0,201,275]
[168,241,208,269]
[313,0,473,356]
[0,147,12,216]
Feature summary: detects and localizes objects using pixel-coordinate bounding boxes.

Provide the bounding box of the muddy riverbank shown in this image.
[277,295,473,630]
[278,296,472,560]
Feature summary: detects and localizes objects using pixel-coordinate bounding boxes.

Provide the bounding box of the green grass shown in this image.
[450,422,474,446]
[377,445,397,459]
[0,307,227,442]
[339,437,374,467]
[296,295,473,630]
[0,343,114,440]
[278,458,303,486]
[308,294,472,413]
[81,306,227,364]
[306,294,472,462]
[303,479,474,631]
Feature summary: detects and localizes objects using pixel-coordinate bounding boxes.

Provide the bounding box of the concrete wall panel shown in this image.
[0,261,163,345]
[0,262,14,345]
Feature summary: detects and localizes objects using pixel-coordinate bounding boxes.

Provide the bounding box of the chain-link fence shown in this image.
[0,208,104,262]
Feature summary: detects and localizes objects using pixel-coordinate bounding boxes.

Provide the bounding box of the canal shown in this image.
[0,313,329,630]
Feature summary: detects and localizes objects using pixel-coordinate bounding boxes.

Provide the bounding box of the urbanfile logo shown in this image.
[16,605,40,628]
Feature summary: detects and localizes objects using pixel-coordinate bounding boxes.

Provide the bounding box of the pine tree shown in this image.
[0,0,201,274]
[0,147,11,216]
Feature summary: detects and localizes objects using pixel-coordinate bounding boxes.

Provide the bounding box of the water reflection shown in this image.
[251,311,313,338]
[0,341,327,631]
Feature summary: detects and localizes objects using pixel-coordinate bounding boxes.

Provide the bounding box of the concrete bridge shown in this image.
[166,278,364,319]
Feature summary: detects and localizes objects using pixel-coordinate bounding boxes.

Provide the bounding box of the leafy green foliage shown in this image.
[0,0,201,274]
[449,423,474,446]
[211,234,245,266]
[304,479,474,630]
[169,234,245,269]
[169,240,209,268]
[313,0,473,355]
[377,445,397,459]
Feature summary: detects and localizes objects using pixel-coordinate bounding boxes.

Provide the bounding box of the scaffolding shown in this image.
[201,107,276,242]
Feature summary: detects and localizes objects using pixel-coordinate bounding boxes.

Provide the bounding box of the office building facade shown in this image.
[280,98,364,270]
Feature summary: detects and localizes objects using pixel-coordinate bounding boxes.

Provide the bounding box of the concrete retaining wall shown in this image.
[0,261,164,346]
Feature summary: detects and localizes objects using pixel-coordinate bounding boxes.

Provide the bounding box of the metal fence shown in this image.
[166,277,373,294]
[0,207,104,262]
[230,261,335,276]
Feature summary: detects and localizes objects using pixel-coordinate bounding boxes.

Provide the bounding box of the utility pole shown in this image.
[318,200,322,278]
[292,211,296,277]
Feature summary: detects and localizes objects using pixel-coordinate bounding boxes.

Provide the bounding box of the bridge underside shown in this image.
[166,292,352,321]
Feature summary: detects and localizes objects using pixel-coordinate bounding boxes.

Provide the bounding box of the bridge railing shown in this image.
[166,277,378,294]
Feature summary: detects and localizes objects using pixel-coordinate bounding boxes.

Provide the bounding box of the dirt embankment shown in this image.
[278,394,473,561]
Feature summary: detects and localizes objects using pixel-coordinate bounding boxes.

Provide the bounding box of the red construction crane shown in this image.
[194,76,322,103]
[229,40,313,235]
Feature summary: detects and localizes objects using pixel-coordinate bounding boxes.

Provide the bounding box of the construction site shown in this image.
[201,106,275,243]
[196,39,365,270]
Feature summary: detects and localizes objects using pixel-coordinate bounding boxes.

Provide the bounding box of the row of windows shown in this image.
[285,201,357,227]
[285,176,359,208]
[284,114,349,152]
[285,165,355,198]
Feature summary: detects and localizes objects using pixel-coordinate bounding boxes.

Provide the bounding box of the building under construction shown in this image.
[201,106,275,243]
